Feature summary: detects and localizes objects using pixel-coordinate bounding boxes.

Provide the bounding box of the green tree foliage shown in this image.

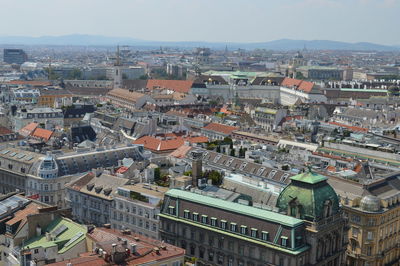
[230,149,235,157]
[154,167,161,181]
[216,145,221,153]
[204,170,223,185]
[68,68,82,79]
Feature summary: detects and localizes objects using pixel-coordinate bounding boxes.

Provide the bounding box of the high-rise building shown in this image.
[3,48,28,64]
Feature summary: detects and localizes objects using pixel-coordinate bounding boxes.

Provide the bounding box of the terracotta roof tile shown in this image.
[84,227,185,266]
[107,88,145,103]
[19,123,38,137]
[203,123,239,135]
[134,135,208,152]
[281,77,314,93]
[328,121,368,133]
[30,128,54,141]
[8,80,52,86]
[0,126,13,136]
[146,79,193,93]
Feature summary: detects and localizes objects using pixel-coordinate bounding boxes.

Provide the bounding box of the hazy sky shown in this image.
[1,0,399,45]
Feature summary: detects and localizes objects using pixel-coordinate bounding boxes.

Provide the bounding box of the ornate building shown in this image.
[159,170,347,266]
[276,170,347,265]
[329,172,400,266]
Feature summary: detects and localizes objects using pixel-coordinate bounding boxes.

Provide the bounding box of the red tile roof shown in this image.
[134,135,208,153]
[146,79,193,93]
[169,145,192,159]
[0,126,13,136]
[202,123,239,135]
[8,80,52,86]
[19,122,38,137]
[281,78,314,93]
[84,227,185,266]
[6,202,42,236]
[30,128,54,141]
[328,121,368,133]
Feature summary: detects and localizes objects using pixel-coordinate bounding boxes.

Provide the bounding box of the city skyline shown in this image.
[0,0,399,45]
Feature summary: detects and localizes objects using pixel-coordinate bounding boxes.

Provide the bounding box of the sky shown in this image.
[0,0,399,45]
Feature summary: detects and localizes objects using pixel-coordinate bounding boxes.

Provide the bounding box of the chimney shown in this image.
[130,243,137,254]
[112,243,117,253]
[191,150,203,187]
[154,247,160,255]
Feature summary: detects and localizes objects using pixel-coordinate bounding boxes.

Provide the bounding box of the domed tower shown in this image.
[276,169,346,265]
[37,152,58,179]
[276,170,339,221]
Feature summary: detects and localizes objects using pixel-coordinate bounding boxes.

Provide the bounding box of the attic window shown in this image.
[239,162,247,171]
[268,170,277,179]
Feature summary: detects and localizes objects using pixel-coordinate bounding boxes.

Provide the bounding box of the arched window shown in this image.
[324,200,333,218]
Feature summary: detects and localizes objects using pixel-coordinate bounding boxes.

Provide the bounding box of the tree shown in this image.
[154,168,161,181]
[388,86,400,97]
[68,68,82,79]
[183,170,192,176]
[216,145,221,153]
[139,74,149,80]
[282,165,290,171]
[295,72,306,80]
[239,147,244,157]
[223,137,233,145]
[230,149,235,157]
[207,170,223,185]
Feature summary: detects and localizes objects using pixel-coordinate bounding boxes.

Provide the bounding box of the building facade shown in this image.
[3,49,28,65]
[110,184,168,239]
[160,170,347,266]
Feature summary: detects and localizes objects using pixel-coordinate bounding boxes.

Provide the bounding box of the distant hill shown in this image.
[0,34,397,51]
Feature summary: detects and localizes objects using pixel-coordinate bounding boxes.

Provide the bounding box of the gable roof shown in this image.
[203,122,239,135]
[30,128,54,141]
[19,122,38,137]
[107,88,145,103]
[134,135,208,152]
[281,78,314,93]
[146,79,193,93]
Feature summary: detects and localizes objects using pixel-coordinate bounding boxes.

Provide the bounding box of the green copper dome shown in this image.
[276,171,339,221]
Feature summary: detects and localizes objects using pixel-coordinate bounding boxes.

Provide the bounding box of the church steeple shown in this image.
[113,45,123,89]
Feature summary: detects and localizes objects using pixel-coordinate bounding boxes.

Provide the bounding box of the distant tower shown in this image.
[113,45,123,89]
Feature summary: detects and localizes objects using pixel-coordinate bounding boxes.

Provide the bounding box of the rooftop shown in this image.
[22,217,87,254]
[166,189,303,227]
[202,122,239,135]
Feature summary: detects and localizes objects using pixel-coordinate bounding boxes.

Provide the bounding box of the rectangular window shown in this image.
[184,210,190,219]
[352,227,359,238]
[251,228,258,238]
[281,236,288,247]
[261,231,269,241]
[211,217,217,227]
[240,225,247,235]
[202,215,208,224]
[168,206,175,215]
[367,231,373,240]
[221,220,227,230]
[230,223,237,232]
[193,212,199,222]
